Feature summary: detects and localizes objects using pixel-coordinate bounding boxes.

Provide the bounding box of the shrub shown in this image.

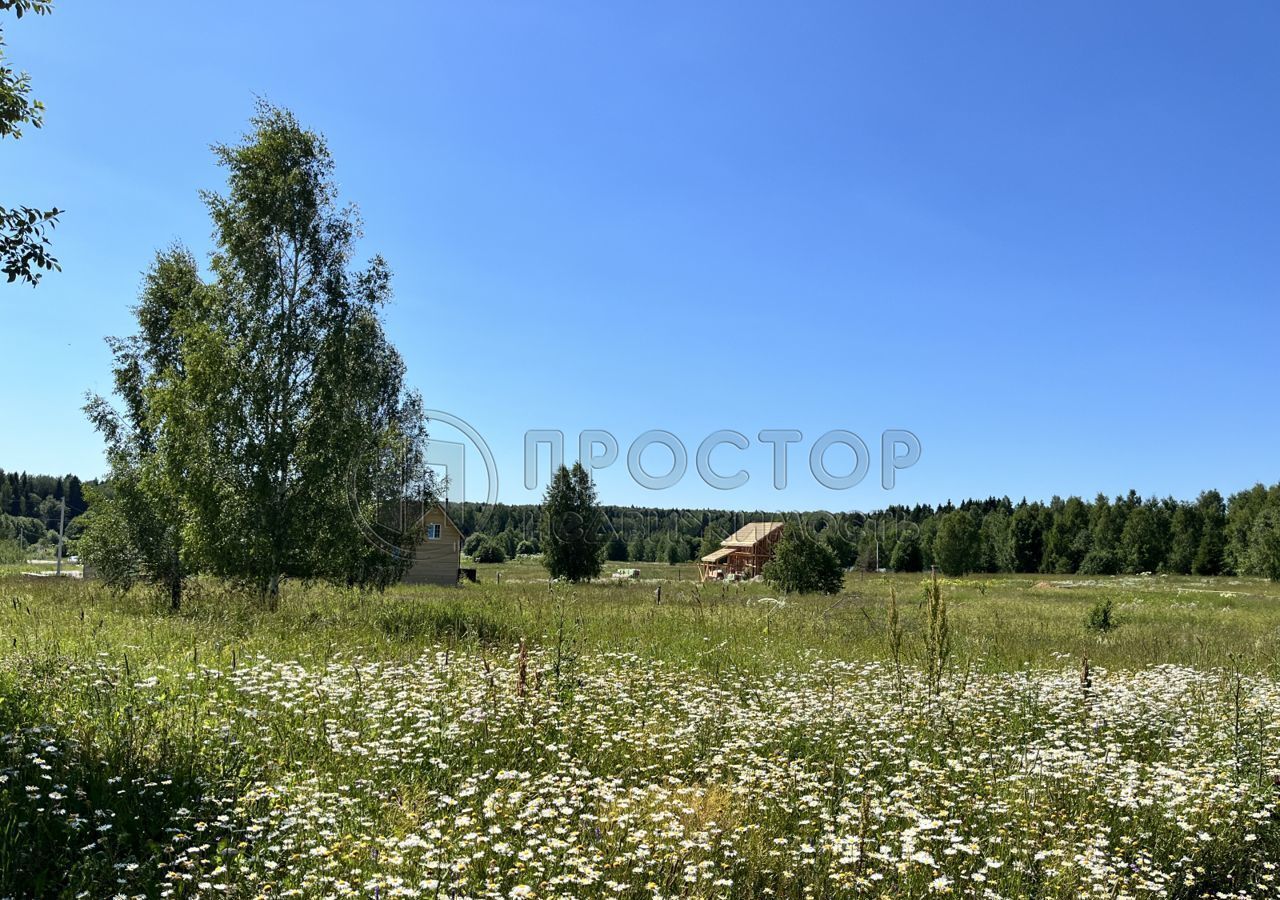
[515,540,537,556]
[472,539,506,564]
[462,532,488,557]
[1078,548,1120,576]
[1085,597,1116,632]
[763,528,844,595]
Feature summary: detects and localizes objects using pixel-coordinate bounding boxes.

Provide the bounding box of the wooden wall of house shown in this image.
[403,507,462,586]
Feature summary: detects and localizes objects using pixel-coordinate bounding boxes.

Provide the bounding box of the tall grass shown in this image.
[1,571,1278,897]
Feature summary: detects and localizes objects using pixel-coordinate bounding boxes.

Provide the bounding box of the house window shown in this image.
[427,523,441,540]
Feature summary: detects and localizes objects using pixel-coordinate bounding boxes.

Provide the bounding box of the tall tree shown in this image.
[0,0,60,285]
[1226,484,1273,575]
[1009,503,1044,573]
[1120,501,1169,573]
[1246,506,1280,581]
[1192,490,1227,576]
[1043,496,1090,573]
[933,508,981,576]
[979,508,1015,573]
[84,103,430,605]
[541,462,604,582]
[1165,503,1203,575]
[81,247,206,608]
[889,526,923,572]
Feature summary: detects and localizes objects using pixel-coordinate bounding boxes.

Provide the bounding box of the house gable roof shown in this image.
[721,521,784,548]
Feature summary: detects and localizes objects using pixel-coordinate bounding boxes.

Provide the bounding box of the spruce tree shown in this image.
[541,462,604,582]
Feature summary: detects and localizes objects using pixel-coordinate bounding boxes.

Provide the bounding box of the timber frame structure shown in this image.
[698,521,784,582]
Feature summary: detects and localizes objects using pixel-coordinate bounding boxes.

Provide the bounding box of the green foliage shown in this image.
[462,532,488,557]
[979,509,1016,573]
[541,463,604,582]
[1120,502,1169,573]
[1043,497,1090,573]
[376,600,517,644]
[0,537,22,563]
[0,665,217,896]
[1009,503,1044,573]
[0,0,59,285]
[1246,507,1280,581]
[1078,547,1120,575]
[697,527,723,561]
[823,528,857,568]
[933,509,980,576]
[515,539,537,557]
[83,104,432,605]
[604,533,628,562]
[80,250,205,606]
[627,535,649,563]
[888,527,923,572]
[472,539,506,564]
[0,204,60,284]
[1086,596,1116,631]
[3,573,1280,895]
[1192,490,1227,576]
[763,527,844,594]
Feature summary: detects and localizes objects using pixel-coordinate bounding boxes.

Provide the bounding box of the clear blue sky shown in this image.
[3,1,1277,511]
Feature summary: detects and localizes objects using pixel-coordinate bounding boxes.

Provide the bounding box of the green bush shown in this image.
[472,539,506,564]
[763,528,844,595]
[1078,548,1120,575]
[1085,597,1116,631]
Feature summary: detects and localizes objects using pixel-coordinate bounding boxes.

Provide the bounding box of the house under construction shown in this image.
[698,521,784,582]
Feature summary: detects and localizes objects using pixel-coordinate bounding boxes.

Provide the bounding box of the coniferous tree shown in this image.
[541,462,604,582]
[1192,490,1227,575]
[1166,504,1203,575]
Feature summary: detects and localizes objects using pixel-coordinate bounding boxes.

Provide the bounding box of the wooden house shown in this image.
[698,521,784,582]
[402,504,464,586]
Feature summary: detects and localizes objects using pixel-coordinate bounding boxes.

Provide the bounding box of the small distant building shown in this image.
[698,521,784,582]
[402,505,463,586]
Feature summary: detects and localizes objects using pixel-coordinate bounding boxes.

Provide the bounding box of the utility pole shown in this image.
[55,497,66,576]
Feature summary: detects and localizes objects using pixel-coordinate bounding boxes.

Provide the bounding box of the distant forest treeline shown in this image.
[0,470,90,559]
[5,467,1280,578]
[450,483,1280,578]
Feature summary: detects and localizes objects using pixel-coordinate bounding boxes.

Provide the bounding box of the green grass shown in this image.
[1,571,1278,898]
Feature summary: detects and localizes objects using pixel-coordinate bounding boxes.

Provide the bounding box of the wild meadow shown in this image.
[1,566,1278,899]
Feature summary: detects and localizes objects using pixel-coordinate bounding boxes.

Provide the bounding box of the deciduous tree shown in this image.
[763,527,844,594]
[1,0,60,285]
